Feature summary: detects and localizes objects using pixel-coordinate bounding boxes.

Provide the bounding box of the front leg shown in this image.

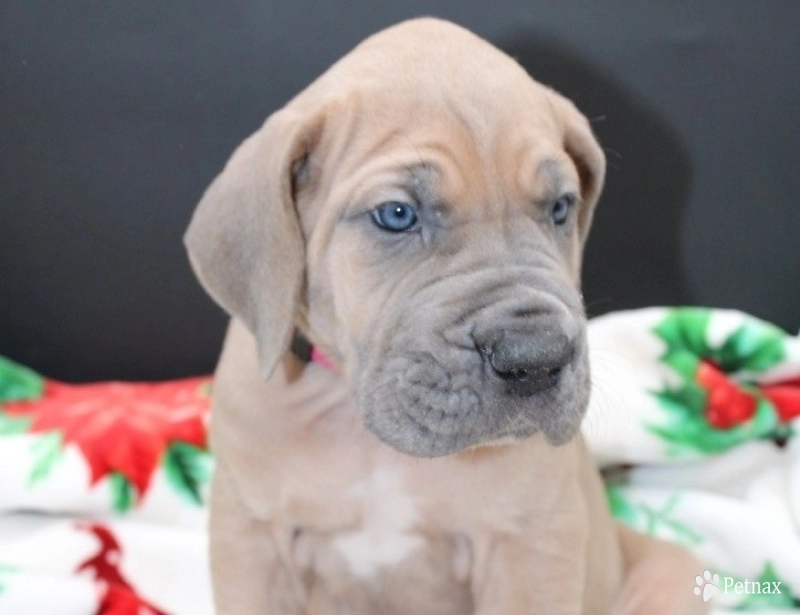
[613,525,709,615]
[210,464,304,615]
[471,527,588,615]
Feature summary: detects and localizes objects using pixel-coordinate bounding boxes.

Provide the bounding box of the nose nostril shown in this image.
[481,329,575,394]
[492,364,527,382]
[547,366,564,387]
[506,368,528,382]
[510,306,547,320]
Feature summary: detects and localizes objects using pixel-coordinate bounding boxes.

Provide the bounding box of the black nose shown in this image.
[479,330,575,395]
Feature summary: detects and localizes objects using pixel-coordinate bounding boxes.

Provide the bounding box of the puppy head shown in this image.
[185,18,605,457]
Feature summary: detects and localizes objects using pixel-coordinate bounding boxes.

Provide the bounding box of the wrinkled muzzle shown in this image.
[356,262,590,458]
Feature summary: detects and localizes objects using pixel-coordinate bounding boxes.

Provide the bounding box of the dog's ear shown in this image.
[550,92,606,244]
[184,106,321,379]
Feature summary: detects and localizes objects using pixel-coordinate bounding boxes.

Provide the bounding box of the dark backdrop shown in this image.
[1,1,798,382]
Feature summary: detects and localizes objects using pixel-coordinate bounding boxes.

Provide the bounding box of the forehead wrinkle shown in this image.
[535,159,564,191]
[440,88,489,154]
[537,156,582,197]
[323,147,434,215]
[352,126,410,170]
[536,158,565,178]
[388,139,470,199]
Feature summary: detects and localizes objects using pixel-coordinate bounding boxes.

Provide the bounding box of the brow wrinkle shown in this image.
[400,159,444,214]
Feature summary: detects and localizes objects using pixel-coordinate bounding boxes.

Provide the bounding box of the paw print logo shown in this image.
[694,570,721,602]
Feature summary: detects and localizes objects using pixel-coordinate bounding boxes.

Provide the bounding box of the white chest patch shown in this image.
[332,467,424,578]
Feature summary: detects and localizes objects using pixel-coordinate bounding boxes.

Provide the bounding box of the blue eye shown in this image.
[371,201,419,232]
[551,195,573,225]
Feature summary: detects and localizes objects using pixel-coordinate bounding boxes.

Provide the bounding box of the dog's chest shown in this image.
[327,466,425,576]
[289,464,472,613]
[289,461,425,568]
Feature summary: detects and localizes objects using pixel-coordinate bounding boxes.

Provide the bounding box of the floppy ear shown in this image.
[184,107,318,379]
[550,93,606,244]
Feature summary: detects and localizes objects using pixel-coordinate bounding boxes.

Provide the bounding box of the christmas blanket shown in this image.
[1,307,799,614]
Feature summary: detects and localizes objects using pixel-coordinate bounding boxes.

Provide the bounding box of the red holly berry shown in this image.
[696,361,758,429]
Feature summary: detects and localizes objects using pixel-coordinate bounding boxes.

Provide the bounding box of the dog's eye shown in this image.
[551,195,574,225]
[371,201,419,232]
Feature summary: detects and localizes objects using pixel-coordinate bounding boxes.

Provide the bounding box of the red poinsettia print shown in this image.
[760,376,800,423]
[2,376,210,498]
[696,360,758,429]
[697,361,800,430]
[77,524,169,615]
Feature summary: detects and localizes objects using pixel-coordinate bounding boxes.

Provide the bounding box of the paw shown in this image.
[613,548,710,615]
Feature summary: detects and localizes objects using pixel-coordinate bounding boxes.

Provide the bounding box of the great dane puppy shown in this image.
[185,17,706,615]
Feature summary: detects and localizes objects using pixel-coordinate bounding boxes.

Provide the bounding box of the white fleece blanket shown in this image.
[1,307,798,614]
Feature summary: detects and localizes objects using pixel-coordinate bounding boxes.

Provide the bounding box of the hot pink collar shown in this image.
[291,331,338,372]
[310,345,338,372]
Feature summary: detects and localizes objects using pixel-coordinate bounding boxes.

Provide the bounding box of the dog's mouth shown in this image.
[358,335,589,458]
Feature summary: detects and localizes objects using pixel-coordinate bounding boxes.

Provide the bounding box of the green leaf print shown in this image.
[648,396,779,456]
[28,432,64,486]
[648,309,790,455]
[717,323,786,374]
[0,412,32,436]
[606,485,639,526]
[109,471,136,513]
[0,356,44,403]
[163,441,213,505]
[734,562,800,610]
[653,309,712,379]
[606,486,703,547]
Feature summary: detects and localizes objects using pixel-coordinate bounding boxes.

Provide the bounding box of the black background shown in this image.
[1,1,798,382]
